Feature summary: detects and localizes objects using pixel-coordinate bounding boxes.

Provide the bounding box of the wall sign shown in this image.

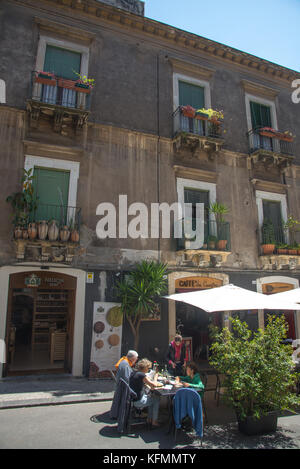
[262,283,294,295]
[175,276,223,290]
[89,302,123,379]
[24,274,41,288]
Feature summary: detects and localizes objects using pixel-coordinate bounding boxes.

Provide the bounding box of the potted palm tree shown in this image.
[261,219,276,255]
[115,260,167,351]
[209,315,300,436]
[208,202,230,251]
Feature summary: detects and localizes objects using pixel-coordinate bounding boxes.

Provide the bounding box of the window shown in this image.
[245,94,278,152]
[256,191,288,244]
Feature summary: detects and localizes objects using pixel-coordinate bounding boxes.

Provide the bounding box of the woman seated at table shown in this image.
[175,361,205,396]
[129,358,162,427]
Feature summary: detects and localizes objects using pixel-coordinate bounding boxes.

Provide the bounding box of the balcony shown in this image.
[259,220,300,270]
[13,204,81,264]
[175,218,231,267]
[173,106,225,156]
[26,71,91,133]
[247,127,295,170]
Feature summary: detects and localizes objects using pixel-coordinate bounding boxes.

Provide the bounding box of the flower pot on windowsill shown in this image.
[35,72,56,86]
[75,82,91,94]
[217,239,227,251]
[180,105,195,118]
[288,249,298,255]
[277,248,288,255]
[195,111,208,121]
[261,244,275,255]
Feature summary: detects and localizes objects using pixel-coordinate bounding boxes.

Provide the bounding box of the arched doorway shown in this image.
[4,271,76,376]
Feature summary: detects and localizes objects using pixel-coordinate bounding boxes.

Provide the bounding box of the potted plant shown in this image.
[208,202,229,250]
[73,71,95,93]
[6,168,38,236]
[209,315,300,436]
[35,70,56,86]
[283,215,300,249]
[276,243,288,255]
[207,234,218,250]
[180,105,195,118]
[261,219,276,255]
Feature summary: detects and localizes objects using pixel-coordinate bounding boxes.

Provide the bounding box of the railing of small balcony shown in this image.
[261,221,300,254]
[30,204,81,232]
[173,106,224,139]
[31,71,91,111]
[175,218,231,252]
[247,127,295,157]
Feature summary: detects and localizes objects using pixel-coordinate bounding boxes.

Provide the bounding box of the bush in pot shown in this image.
[209,315,300,435]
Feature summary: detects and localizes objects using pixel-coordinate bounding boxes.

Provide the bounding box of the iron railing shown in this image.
[31,71,91,111]
[173,106,224,139]
[247,128,295,157]
[30,204,81,230]
[176,218,231,251]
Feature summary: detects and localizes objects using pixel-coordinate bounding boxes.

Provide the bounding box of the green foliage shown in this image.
[262,218,276,244]
[115,260,168,350]
[6,168,38,227]
[209,316,300,420]
[208,202,229,224]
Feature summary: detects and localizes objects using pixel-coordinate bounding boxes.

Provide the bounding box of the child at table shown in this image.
[175,361,205,397]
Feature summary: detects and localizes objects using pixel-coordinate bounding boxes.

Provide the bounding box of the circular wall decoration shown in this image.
[108,334,120,347]
[95,339,104,349]
[94,321,105,334]
[106,306,123,327]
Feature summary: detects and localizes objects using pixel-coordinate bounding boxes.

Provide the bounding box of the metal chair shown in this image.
[172,388,203,446]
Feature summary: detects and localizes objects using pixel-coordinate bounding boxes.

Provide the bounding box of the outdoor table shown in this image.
[152,383,184,433]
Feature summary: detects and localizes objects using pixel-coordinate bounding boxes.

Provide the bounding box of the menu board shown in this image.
[89,302,123,379]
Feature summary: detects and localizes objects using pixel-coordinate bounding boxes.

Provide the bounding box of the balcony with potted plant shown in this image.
[173,106,225,156]
[247,126,295,170]
[27,71,95,133]
[259,216,300,270]
[175,216,231,268]
[6,173,81,263]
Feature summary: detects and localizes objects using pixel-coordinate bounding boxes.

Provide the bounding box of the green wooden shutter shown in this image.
[179,81,205,109]
[32,167,70,223]
[184,189,209,239]
[262,200,283,243]
[44,45,81,80]
[250,101,272,129]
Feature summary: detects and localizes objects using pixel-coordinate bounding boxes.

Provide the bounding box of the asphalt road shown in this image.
[0,400,300,450]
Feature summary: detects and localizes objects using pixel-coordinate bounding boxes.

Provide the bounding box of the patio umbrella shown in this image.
[270,287,300,304]
[165,284,300,312]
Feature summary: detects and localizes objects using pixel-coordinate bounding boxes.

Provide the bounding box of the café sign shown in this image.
[175,276,223,290]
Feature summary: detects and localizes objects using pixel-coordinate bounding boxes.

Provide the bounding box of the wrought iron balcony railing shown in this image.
[247,127,295,157]
[31,71,91,111]
[175,218,231,252]
[173,106,224,140]
[30,203,81,231]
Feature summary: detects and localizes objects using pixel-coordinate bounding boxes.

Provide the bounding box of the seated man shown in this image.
[110,350,138,420]
[115,350,138,384]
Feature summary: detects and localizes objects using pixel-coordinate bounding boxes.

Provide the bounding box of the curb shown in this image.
[0,393,114,410]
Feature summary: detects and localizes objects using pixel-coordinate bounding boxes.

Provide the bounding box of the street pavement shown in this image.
[0,375,300,449]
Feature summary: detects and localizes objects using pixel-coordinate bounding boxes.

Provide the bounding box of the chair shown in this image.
[173,388,203,446]
[109,369,117,384]
[111,378,147,434]
[200,370,221,421]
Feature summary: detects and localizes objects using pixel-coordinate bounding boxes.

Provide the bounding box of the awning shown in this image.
[165,284,300,313]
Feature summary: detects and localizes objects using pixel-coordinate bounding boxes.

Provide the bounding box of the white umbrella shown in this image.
[270,287,300,304]
[166,284,300,312]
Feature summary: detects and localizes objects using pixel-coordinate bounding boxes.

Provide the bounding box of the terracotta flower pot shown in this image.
[181,105,195,118]
[60,225,70,242]
[14,226,23,239]
[22,229,29,239]
[261,244,275,255]
[38,220,48,240]
[217,239,227,251]
[28,222,37,240]
[48,220,59,241]
[288,249,297,255]
[277,248,288,255]
[70,229,80,243]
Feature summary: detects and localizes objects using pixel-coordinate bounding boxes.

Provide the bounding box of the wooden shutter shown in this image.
[250,101,272,129]
[44,45,81,80]
[179,81,205,109]
[33,167,70,223]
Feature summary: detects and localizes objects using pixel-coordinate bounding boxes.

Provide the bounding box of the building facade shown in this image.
[1,0,300,377]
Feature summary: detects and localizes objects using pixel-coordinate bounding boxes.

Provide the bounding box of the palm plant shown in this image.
[115,260,168,351]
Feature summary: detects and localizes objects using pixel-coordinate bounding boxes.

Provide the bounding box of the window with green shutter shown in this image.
[262,200,284,243]
[250,101,272,129]
[43,45,81,80]
[179,81,205,109]
[184,188,209,240]
[32,167,70,223]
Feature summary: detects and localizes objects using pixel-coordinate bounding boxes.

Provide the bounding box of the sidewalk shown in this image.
[0,375,115,409]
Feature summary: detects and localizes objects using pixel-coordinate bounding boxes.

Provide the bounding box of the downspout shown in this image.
[156,52,161,261]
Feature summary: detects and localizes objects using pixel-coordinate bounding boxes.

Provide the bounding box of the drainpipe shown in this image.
[156,52,161,261]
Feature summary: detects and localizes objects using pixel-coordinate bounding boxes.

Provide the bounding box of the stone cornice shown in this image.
[170,57,215,81]
[173,165,217,183]
[250,178,289,194]
[34,16,96,44]
[241,79,280,99]
[13,0,300,84]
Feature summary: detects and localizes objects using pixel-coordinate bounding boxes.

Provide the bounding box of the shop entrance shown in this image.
[5,271,76,376]
[175,276,223,366]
